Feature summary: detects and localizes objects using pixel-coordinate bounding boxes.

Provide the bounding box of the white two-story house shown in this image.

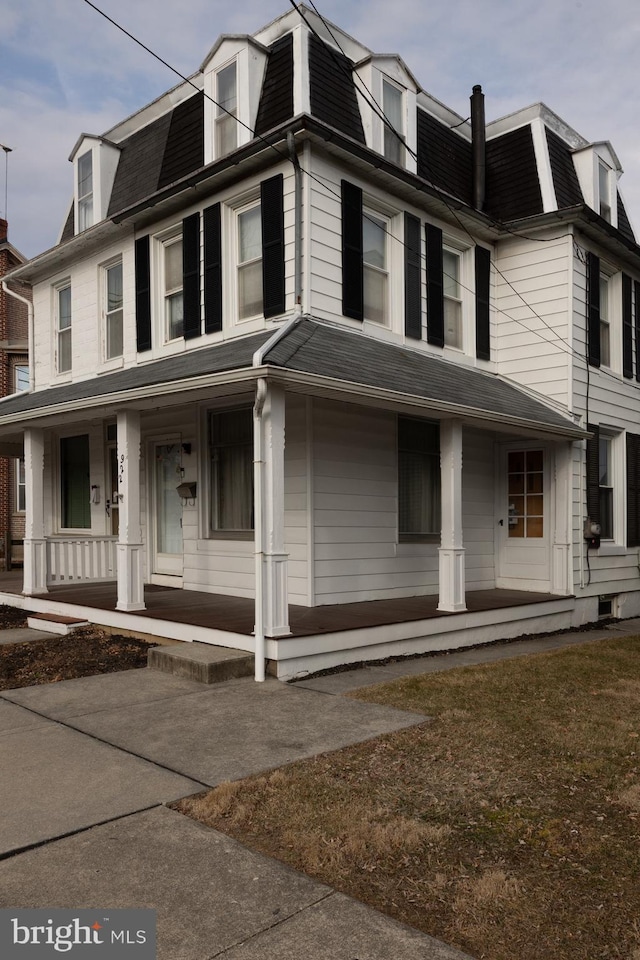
[1,6,639,679]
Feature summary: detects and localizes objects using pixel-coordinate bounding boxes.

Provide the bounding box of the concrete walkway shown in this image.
[1,619,637,958]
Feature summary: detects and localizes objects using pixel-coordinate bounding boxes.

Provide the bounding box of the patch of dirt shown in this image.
[0,608,156,690]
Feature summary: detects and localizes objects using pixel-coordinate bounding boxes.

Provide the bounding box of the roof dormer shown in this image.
[355,55,418,174]
[201,36,269,165]
[572,142,622,226]
[68,135,120,234]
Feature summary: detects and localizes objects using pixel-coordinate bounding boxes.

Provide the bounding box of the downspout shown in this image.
[287,131,303,308]
[250,133,304,682]
[2,280,34,390]
[470,85,486,212]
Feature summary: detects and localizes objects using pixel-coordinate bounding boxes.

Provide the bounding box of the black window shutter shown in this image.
[628,433,640,547]
[260,174,285,319]
[404,213,421,339]
[586,424,600,528]
[203,203,222,333]
[341,179,363,321]
[182,213,201,340]
[587,252,600,367]
[134,235,151,352]
[635,281,640,384]
[622,273,633,378]
[475,245,491,361]
[425,223,444,347]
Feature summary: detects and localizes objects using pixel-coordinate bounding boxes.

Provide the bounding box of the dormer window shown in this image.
[599,161,611,222]
[216,61,238,157]
[382,78,404,165]
[77,151,93,231]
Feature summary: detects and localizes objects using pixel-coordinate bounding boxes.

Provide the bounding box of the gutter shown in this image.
[2,281,34,390]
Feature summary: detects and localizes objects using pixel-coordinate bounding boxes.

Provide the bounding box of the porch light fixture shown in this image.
[176,481,197,504]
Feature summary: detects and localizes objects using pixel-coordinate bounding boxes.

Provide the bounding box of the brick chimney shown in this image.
[0,219,7,243]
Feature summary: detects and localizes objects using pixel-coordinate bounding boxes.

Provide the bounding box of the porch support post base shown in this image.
[116,543,145,611]
[437,548,466,612]
[264,551,290,637]
[23,538,47,595]
[438,420,466,613]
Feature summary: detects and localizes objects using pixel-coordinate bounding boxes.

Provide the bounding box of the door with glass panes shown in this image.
[151,441,183,578]
[496,444,551,590]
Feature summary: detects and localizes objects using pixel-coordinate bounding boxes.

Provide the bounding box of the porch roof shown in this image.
[0,317,584,438]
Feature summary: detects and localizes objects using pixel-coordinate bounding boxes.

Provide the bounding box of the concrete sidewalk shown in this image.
[2,620,637,958]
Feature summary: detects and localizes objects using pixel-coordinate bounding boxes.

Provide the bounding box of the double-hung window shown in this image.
[104,260,123,359]
[363,211,388,324]
[237,203,262,320]
[56,283,72,374]
[163,235,184,341]
[216,61,238,157]
[398,416,440,539]
[443,248,463,348]
[209,408,253,535]
[598,161,611,222]
[382,78,404,165]
[14,364,29,392]
[599,273,610,367]
[16,458,25,512]
[77,151,93,231]
[599,435,614,539]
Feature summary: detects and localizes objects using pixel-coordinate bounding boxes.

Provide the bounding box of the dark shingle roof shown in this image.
[107,111,174,218]
[485,125,543,221]
[60,203,74,244]
[265,319,581,434]
[255,35,294,136]
[308,33,365,143]
[617,192,635,242]
[416,109,473,206]
[546,127,583,209]
[158,92,204,190]
[0,319,582,437]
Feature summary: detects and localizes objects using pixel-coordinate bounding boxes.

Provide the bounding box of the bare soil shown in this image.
[0,606,155,690]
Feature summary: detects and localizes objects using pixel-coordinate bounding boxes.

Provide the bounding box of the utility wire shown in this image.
[81,0,633,394]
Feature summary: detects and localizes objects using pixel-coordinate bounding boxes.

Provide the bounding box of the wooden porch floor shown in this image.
[0,574,562,638]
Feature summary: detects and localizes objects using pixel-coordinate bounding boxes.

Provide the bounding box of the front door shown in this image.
[152,442,183,579]
[496,444,551,591]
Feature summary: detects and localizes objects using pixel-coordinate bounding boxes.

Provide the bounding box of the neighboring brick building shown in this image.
[0,219,29,570]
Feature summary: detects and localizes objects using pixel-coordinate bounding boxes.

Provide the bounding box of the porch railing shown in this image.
[46,537,118,584]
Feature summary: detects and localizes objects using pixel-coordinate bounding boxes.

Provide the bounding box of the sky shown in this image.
[1,0,640,259]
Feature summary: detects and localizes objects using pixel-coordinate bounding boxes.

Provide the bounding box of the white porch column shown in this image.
[262,383,289,637]
[116,409,145,611]
[438,419,466,612]
[23,427,47,595]
[551,440,573,595]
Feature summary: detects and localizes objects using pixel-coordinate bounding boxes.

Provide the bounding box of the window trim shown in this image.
[102,257,124,362]
[77,149,93,232]
[215,59,238,159]
[363,207,389,325]
[398,415,441,543]
[207,406,254,540]
[382,75,405,166]
[54,281,72,376]
[443,245,464,350]
[234,195,263,323]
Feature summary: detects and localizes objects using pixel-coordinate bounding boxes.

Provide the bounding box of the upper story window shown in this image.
[599,272,610,367]
[443,248,462,348]
[77,151,93,231]
[382,78,404,165]
[599,161,611,222]
[56,283,72,374]
[163,235,184,341]
[14,364,29,392]
[363,211,388,324]
[104,260,123,359]
[237,202,262,320]
[216,61,238,157]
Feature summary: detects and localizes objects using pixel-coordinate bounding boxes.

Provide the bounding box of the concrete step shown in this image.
[148,642,254,684]
[27,613,89,635]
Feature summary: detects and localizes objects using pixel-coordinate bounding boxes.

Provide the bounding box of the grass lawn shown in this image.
[177,636,640,960]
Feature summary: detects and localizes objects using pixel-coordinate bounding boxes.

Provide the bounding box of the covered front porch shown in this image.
[0,573,576,679]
